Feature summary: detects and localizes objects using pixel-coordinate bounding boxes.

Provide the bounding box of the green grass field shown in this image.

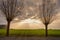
[0,29,60,37]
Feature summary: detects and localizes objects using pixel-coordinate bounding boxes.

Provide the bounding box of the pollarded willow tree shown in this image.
[39,0,57,37]
[0,0,24,36]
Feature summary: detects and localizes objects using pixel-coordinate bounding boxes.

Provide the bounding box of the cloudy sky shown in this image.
[0,0,60,29]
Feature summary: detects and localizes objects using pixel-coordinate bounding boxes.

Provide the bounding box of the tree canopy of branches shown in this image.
[0,0,24,36]
[39,0,57,37]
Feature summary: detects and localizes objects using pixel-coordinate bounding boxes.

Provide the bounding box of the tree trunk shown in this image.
[45,24,48,37]
[6,21,11,36]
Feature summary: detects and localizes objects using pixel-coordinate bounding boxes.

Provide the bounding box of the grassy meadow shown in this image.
[0,29,60,37]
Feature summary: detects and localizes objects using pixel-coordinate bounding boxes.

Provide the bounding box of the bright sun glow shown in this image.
[20,18,41,23]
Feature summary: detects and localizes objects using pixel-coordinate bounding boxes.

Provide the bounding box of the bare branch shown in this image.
[0,0,24,21]
[39,0,57,24]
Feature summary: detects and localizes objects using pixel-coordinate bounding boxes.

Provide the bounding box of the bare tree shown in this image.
[0,0,24,36]
[39,0,57,37]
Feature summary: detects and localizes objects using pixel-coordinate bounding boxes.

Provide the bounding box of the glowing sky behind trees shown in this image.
[0,0,60,29]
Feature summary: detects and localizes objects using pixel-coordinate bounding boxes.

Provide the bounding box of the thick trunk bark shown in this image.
[45,24,48,37]
[6,21,11,36]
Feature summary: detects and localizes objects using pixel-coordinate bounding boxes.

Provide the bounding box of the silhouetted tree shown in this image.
[0,0,24,36]
[39,0,57,37]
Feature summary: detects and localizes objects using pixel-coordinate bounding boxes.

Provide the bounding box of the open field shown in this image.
[0,29,60,37]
